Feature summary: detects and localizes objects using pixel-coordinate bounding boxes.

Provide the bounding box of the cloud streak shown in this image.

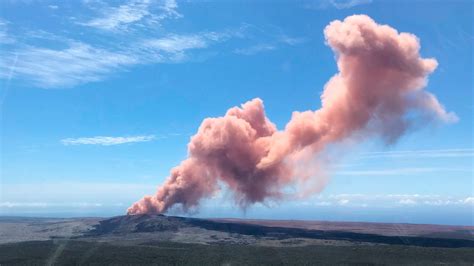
[0,1,224,88]
[140,31,238,61]
[0,30,239,88]
[0,19,14,44]
[80,0,181,31]
[233,35,304,56]
[0,1,300,88]
[234,44,276,56]
[0,202,105,208]
[337,167,471,176]
[305,194,474,208]
[329,0,372,9]
[1,42,137,88]
[307,0,372,10]
[360,149,474,159]
[1,19,249,88]
[61,135,155,146]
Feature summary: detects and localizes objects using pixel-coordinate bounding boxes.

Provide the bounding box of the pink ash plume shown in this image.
[127,15,456,215]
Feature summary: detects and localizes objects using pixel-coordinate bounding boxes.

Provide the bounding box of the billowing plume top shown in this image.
[127,15,456,215]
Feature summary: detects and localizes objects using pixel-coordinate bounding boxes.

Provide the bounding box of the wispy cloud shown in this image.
[0,42,137,88]
[0,2,297,88]
[0,182,154,214]
[61,135,155,146]
[398,198,417,205]
[398,196,474,207]
[0,19,15,44]
[1,182,156,203]
[463,197,474,205]
[0,201,105,208]
[145,35,209,53]
[1,28,243,87]
[278,35,305,45]
[234,35,304,56]
[329,0,372,9]
[303,194,474,208]
[234,44,276,56]
[306,0,372,9]
[1,30,235,87]
[140,31,234,61]
[360,148,474,159]
[80,0,181,31]
[337,167,471,176]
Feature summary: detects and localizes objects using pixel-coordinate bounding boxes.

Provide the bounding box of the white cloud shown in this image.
[337,167,470,176]
[399,199,417,205]
[80,0,180,31]
[144,34,210,53]
[233,35,304,56]
[0,202,104,208]
[1,182,156,204]
[61,135,155,146]
[0,202,48,208]
[315,201,332,206]
[305,194,474,208]
[1,42,137,88]
[139,31,237,62]
[1,29,241,87]
[329,0,372,9]
[234,44,276,56]
[463,197,474,205]
[360,148,474,159]
[0,2,294,88]
[420,198,474,206]
[0,19,15,44]
[82,0,150,30]
[278,36,305,46]
[338,199,349,205]
[161,0,177,10]
[307,0,372,9]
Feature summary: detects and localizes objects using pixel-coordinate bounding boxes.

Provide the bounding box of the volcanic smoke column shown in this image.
[128,15,457,215]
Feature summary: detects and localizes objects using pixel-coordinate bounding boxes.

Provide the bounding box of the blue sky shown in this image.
[0,0,472,225]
